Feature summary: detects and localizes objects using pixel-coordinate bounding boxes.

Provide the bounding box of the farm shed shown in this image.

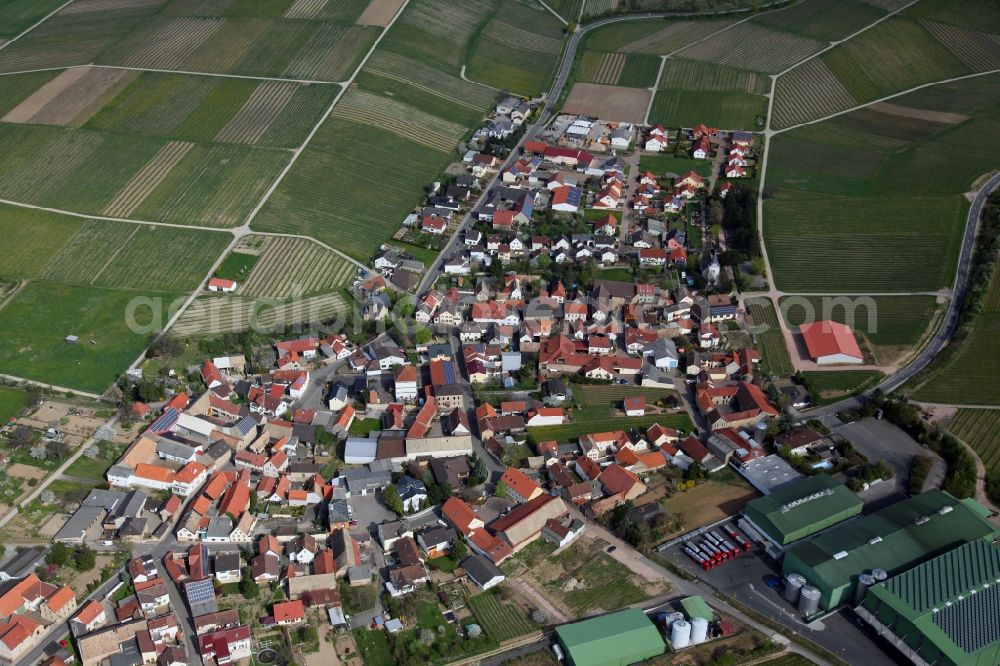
[799,320,863,365]
[782,491,999,612]
[555,608,665,666]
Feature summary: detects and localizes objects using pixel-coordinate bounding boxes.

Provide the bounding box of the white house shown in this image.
[207,278,237,293]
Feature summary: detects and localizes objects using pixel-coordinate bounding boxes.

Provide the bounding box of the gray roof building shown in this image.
[343,467,391,495]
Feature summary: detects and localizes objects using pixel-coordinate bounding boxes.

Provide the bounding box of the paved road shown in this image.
[798,172,1000,421]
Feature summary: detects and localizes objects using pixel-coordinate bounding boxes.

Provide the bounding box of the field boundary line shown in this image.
[239,0,411,231]
[537,0,569,26]
[0,65,72,77]
[90,226,140,284]
[0,373,103,400]
[0,280,27,313]
[87,63,339,86]
[0,0,76,53]
[773,68,1000,135]
[773,0,919,78]
[0,197,236,233]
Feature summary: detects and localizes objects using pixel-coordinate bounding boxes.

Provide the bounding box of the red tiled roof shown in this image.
[800,320,863,361]
[499,467,541,501]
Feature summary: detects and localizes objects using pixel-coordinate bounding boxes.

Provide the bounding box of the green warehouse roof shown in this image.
[784,491,999,609]
[743,473,862,545]
[556,608,666,666]
[862,540,1000,666]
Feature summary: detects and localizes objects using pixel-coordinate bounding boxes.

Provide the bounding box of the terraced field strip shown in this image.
[921,21,1000,72]
[0,129,102,204]
[482,18,563,55]
[659,59,769,93]
[949,409,1000,474]
[678,22,825,73]
[620,19,739,55]
[102,140,194,218]
[171,292,348,336]
[329,87,466,153]
[590,51,625,84]
[771,58,858,129]
[282,24,375,82]
[746,297,794,376]
[120,17,224,70]
[214,81,299,144]
[238,236,358,298]
[284,0,329,19]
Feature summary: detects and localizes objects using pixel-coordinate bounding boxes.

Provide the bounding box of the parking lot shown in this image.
[348,492,397,536]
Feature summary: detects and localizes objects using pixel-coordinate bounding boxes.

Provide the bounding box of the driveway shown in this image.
[349,493,397,535]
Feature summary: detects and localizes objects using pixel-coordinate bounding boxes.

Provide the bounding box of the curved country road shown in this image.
[800,172,1000,421]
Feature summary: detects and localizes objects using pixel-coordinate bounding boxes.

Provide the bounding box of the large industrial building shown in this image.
[857,539,1000,666]
[555,608,665,666]
[782,490,999,612]
[742,474,862,548]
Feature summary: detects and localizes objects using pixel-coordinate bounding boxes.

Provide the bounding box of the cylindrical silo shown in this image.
[783,573,806,603]
[798,585,821,616]
[671,619,691,648]
[690,617,709,644]
[872,568,888,582]
[854,573,877,606]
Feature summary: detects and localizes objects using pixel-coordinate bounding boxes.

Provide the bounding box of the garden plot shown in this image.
[562,83,651,123]
[237,236,358,299]
[355,0,406,26]
[118,16,225,70]
[171,292,348,336]
[215,81,299,144]
[772,58,858,129]
[329,88,466,153]
[103,141,194,218]
[678,22,825,73]
[2,66,135,127]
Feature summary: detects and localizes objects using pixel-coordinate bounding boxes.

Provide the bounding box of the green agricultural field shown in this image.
[85,72,339,148]
[638,153,712,178]
[583,18,736,55]
[765,76,1000,293]
[170,292,348,337]
[910,313,1000,405]
[0,0,67,38]
[902,0,1000,35]
[39,221,230,292]
[649,89,767,130]
[751,0,885,42]
[0,2,165,73]
[676,22,825,74]
[0,387,28,424]
[380,0,496,72]
[0,283,178,393]
[95,16,378,82]
[469,590,536,642]
[801,371,883,404]
[0,206,82,281]
[0,70,61,117]
[466,1,566,95]
[948,409,1000,475]
[527,412,692,444]
[745,298,793,377]
[252,116,453,261]
[237,236,357,299]
[357,50,497,128]
[779,296,938,347]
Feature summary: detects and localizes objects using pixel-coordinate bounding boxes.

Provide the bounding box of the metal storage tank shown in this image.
[798,585,821,616]
[690,617,709,644]
[872,568,888,582]
[783,573,806,603]
[670,619,691,648]
[854,573,877,606]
